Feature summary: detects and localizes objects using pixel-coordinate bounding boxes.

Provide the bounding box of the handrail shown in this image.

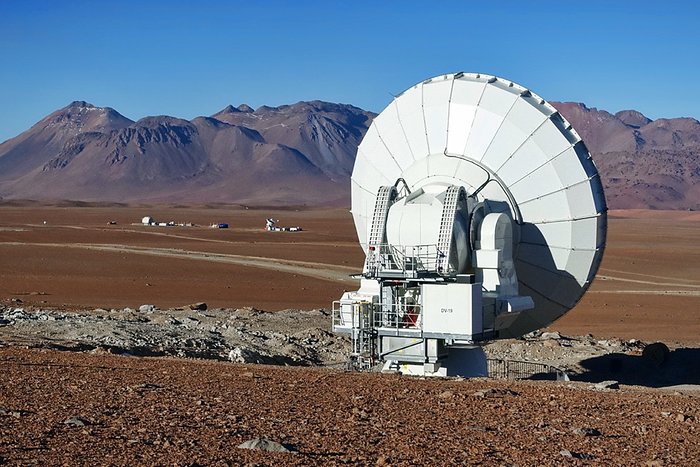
[364,243,446,278]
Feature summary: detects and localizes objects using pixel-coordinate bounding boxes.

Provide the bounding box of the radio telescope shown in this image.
[332,72,607,376]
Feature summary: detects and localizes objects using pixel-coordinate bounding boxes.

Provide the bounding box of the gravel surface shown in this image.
[1,347,699,465]
[2,304,699,387]
[2,304,699,464]
[0,305,349,367]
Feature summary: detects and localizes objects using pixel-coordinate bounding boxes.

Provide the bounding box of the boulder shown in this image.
[572,427,602,437]
[64,416,91,427]
[237,438,294,453]
[595,380,620,390]
[228,347,263,364]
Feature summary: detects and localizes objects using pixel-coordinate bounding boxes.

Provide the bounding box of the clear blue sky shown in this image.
[1,1,699,143]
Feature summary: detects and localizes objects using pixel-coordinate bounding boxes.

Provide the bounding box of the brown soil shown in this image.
[1,347,698,466]
[550,210,700,345]
[1,205,700,464]
[1,205,699,344]
[0,206,363,311]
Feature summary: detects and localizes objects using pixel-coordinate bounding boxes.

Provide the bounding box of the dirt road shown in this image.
[1,241,357,284]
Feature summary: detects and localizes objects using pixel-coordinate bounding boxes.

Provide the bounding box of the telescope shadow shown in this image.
[570,347,700,388]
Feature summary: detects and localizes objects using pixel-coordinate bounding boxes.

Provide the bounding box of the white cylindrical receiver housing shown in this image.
[385,188,469,273]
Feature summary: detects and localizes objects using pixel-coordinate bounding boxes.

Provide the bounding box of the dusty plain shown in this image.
[1,203,700,465]
[1,203,699,344]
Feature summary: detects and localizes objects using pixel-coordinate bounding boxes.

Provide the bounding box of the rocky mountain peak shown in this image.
[214,105,242,115]
[615,109,652,128]
[212,104,255,118]
[67,100,96,109]
[36,101,133,137]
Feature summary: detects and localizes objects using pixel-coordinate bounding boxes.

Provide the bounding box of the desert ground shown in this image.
[1,203,699,465]
[1,203,699,343]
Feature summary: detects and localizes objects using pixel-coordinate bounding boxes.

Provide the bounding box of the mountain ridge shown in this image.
[0,99,697,210]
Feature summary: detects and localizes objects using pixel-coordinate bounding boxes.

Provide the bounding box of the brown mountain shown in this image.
[0,101,374,206]
[0,100,697,209]
[552,102,700,210]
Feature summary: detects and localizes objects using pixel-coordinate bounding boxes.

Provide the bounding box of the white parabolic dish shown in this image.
[351,72,607,337]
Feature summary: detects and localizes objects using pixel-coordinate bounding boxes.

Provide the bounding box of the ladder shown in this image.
[367,185,397,247]
[365,185,398,275]
[350,301,377,370]
[435,185,467,275]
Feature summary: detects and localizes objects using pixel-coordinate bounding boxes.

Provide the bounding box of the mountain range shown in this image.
[553,102,699,210]
[0,99,698,210]
[0,101,373,206]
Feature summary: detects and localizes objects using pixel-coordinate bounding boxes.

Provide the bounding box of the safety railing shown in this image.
[331,300,344,329]
[334,299,424,330]
[332,300,377,369]
[364,244,445,278]
[332,300,371,329]
[487,358,563,380]
[373,302,423,331]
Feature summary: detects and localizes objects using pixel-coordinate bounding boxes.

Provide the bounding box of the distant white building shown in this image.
[142,216,154,225]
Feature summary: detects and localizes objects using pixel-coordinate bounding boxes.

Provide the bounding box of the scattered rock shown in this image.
[541,331,561,340]
[465,425,494,432]
[237,438,295,453]
[437,390,454,399]
[8,309,26,320]
[64,416,91,427]
[228,347,264,364]
[0,407,28,418]
[595,380,620,390]
[183,316,200,326]
[560,449,594,460]
[189,302,207,311]
[130,383,163,392]
[472,388,519,398]
[138,304,156,313]
[572,427,602,437]
[352,407,371,420]
[375,455,390,466]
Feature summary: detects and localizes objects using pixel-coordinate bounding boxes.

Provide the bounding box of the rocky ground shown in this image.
[2,304,699,388]
[2,304,700,465]
[0,304,349,367]
[0,303,700,387]
[1,346,699,466]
